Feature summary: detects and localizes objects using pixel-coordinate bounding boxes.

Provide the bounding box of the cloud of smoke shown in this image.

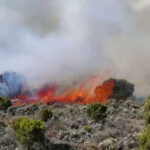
[106,1,150,96]
[128,0,150,11]
[0,0,149,97]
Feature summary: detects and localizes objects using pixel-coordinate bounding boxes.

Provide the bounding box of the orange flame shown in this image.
[95,78,115,103]
[12,76,115,106]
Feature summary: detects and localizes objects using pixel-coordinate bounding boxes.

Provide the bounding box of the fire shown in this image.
[12,76,115,106]
[95,78,115,103]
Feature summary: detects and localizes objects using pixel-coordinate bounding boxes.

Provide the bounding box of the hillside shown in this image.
[0,98,144,150]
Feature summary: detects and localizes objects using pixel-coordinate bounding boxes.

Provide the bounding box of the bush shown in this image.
[11,117,45,145]
[111,79,134,100]
[83,126,92,132]
[144,95,150,125]
[39,108,53,122]
[0,97,12,111]
[137,125,150,150]
[87,102,107,121]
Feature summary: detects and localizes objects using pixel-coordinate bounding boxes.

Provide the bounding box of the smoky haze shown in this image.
[0,0,149,97]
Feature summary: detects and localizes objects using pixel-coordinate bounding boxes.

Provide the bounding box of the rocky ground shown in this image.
[0,99,145,150]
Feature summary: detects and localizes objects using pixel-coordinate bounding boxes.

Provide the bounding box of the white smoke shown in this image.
[0,0,149,97]
[128,0,150,11]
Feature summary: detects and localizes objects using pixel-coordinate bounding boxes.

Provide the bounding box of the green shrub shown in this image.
[83,126,92,132]
[137,125,150,150]
[111,79,134,100]
[87,102,107,121]
[144,95,150,125]
[11,117,45,145]
[0,97,12,111]
[39,108,53,122]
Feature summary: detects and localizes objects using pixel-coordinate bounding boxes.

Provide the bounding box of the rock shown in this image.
[77,118,87,126]
[7,106,18,116]
[7,104,39,116]
[91,124,103,132]
[98,138,117,150]
[51,115,59,121]
[0,112,7,119]
[69,122,79,129]
[58,130,65,139]
[123,108,128,113]
[70,131,80,139]
[79,129,86,137]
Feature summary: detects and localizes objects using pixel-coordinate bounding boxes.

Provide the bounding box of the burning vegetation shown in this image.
[0,73,143,150]
[111,79,134,100]
[0,72,134,106]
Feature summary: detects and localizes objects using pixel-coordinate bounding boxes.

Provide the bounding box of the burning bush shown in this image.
[95,78,115,103]
[10,75,135,106]
[111,79,134,100]
[11,117,45,146]
[87,102,107,121]
[39,108,53,122]
[0,97,12,112]
[94,78,134,102]
[144,95,150,125]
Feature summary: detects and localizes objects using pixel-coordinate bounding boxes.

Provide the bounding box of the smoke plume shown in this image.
[0,0,149,97]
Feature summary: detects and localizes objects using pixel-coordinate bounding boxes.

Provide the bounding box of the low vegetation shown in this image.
[11,117,45,146]
[137,125,150,150]
[87,102,107,121]
[111,79,134,100]
[83,125,92,132]
[0,97,12,111]
[39,108,53,122]
[137,95,150,150]
[144,95,150,125]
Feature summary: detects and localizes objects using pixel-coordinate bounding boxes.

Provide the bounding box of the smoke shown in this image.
[106,1,150,96]
[0,0,149,97]
[0,72,25,98]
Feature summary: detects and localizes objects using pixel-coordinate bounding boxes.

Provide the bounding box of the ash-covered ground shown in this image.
[0,98,144,150]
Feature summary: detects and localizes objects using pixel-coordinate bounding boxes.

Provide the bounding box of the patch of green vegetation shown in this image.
[87,102,107,121]
[0,97,12,112]
[39,108,53,122]
[137,125,150,150]
[83,125,92,132]
[11,117,45,145]
[144,95,150,125]
[111,79,134,100]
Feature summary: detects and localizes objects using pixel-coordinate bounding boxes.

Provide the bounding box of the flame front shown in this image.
[12,76,115,106]
[95,78,115,103]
